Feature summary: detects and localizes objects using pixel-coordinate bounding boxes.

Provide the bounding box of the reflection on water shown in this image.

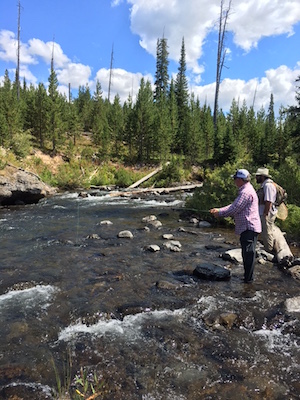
[0,192,299,399]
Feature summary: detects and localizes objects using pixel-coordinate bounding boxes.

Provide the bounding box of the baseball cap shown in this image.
[231,169,250,179]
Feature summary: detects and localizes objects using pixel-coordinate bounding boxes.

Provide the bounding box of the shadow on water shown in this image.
[0,192,299,399]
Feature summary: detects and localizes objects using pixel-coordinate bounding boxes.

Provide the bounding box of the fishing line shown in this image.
[76,200,80,244]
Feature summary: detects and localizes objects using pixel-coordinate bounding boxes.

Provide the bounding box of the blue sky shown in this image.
[1,0,300,116]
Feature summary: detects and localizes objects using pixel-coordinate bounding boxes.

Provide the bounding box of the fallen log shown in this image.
[108,183,203,197]
[127,163,169,189]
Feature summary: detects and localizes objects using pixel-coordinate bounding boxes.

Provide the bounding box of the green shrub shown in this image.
[10,130,33,159]
[186,162,247,211]
[270,157,300,207]
[39,167,57,187]
[149,158,185,187]
[81,147,95,161]
[276,204,300,240]
[114,167,135,187]
[89,165,115,186]
[56,162,88,189]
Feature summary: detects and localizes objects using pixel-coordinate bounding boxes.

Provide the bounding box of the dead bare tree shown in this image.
[16,0,21,101]
[213,0,232,129]
[108,43,114,102]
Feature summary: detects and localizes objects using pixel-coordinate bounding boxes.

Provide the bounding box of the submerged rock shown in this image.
[156,280,180,290]
[220,312,238,329]
[193,263,231,281]
[142,215,157,222]
[148,219,162,229]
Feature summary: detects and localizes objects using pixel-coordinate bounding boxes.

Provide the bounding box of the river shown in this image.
[0,190,299,399]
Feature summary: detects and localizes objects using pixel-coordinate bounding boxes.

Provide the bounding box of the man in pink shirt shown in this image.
[210,169,261,283]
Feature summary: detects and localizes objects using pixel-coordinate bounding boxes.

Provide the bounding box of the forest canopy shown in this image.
[0,37,300,206]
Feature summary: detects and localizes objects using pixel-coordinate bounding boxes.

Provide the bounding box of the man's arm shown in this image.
[263,200,272,216]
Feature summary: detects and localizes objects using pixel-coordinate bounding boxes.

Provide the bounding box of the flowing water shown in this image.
[0,191,299,399]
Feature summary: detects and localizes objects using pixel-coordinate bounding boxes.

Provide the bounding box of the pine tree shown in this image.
[200,103,214,161]
[0,70,22,147]
[187,94,201,163]
[213,110,227,165]
[175,38,190,154]
[134,78,154,162]
[168,78,178,154]
[48,61,65,153]
[263,93,277,163]
[253,106,267,165]
[108,94,124,158]
[153,95,172,161]
[91,80,109,157]
[154,37,169,102]
[123,94,136,162]
[153,36,171,161]
[75,84,93,132]
[286,75,300,158]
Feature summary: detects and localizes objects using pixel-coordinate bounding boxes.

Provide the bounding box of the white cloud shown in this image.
[1,0,300,116]
[56,63,92,87]
[230,0,300,51]
[192,65,300,115]
[128,0,217,74]
[111,0,123,6]
[0,30,36,64]
[126,0,300,69]
[95,67,153,103]
[28,39,70,68]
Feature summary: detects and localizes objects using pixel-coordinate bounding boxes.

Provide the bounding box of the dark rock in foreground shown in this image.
[0,164,56,206]
[193,263,231,281]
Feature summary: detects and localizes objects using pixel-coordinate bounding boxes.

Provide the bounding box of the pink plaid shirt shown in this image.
[218,182,262,235]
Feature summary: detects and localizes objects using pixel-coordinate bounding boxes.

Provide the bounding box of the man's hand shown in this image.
[210,208,219,217]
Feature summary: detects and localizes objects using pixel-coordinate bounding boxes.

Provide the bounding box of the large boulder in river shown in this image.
[0,164,56,206]
[193,263,231,281]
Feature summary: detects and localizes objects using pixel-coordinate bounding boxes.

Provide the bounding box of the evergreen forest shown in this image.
[1,36,300,236]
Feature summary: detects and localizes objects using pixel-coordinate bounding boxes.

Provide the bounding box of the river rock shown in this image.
[219,312,238,329]
[162,233,174,240]
[100,220,113,225]
[291,257,300,266]
[145,244,160,252]
[163,240,182,252]
[78,191,88,198]
[193,263,231,281]
[0,164,56,206]
[199,221,212,228]
[148,220,162,229]
[287,265,300,280]
[86,233,100,239]
[156,280,180,290]
[142,215,157,222]
[178,227,198,235]
[117,230,133,239]
[285,296,300,312]
[222,248,243,264]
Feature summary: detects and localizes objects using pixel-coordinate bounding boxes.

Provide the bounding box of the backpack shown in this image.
[273,182,288,207]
